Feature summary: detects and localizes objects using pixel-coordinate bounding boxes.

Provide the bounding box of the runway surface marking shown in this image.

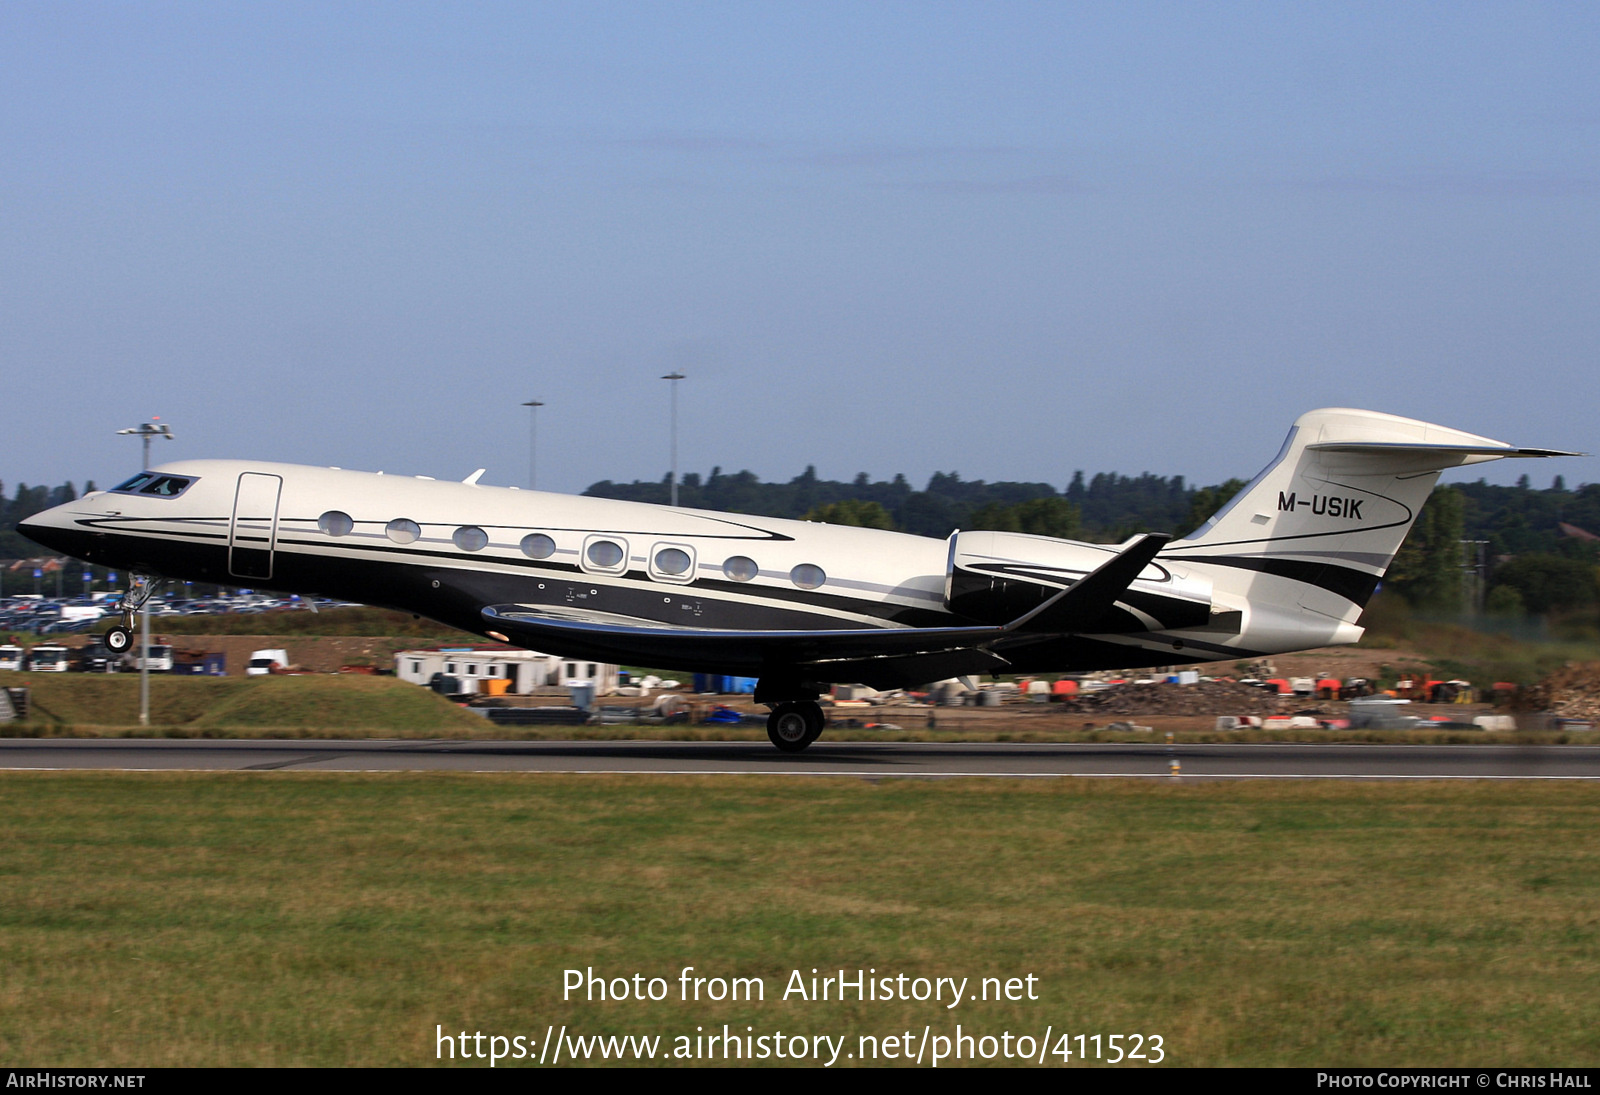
[5,739,1600,779]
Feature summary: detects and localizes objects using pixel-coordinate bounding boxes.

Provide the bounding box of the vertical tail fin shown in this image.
[1165,408,1575,634]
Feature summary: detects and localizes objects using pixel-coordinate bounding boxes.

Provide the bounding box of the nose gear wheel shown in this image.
[104,574,167,654]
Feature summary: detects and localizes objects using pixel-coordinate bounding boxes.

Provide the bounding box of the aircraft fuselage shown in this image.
[20,459,1239,682]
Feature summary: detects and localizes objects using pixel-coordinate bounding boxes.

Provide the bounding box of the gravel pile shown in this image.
[1055,680,1289,717]
[1518,663,1600,720]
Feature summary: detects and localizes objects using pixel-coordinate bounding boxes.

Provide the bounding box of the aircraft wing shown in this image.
[481,533,1171,687]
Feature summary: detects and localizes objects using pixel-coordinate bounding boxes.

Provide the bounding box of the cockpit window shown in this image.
[112,473,156,493]
[140,476,194,497]
[111,473,196,499]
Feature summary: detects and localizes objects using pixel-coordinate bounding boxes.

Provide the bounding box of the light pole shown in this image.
[137,578,150,726]
[1461,539,1491,614]
[117,419,174,469]
[520,400,545,490]
[114,423,169,722]
[660,371,685,507]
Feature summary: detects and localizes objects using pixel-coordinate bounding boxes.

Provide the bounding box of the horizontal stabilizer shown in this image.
[1306,441,1583,462]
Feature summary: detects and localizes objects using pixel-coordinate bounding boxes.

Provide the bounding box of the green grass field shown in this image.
[2,773,1598,1067]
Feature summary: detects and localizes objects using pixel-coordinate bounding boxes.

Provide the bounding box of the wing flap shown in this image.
[1307,442,1582,458]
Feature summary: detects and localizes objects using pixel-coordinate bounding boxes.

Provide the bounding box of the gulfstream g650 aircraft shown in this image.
[20,408,1575,751]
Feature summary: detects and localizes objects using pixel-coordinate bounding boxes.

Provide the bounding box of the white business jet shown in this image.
[19,408,1575,751]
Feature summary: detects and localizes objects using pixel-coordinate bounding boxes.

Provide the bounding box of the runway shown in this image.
[4,738,1600,779]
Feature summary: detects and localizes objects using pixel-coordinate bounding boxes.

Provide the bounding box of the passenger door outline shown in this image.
[229,473,282,580]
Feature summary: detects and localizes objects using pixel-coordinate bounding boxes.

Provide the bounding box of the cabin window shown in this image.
[581,535,629,574]
[723,556,758,582]
[453,526,489,552]
[790,563,826,590]
[654,547,691,575]
[649,544,696,584]
[521,533,556,560]
[318,511,354,537]
[587,540,623,568]
[386,518,421,544]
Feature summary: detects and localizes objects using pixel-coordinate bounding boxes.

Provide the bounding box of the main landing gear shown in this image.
[765,700,825,753]
[103,574,164,655]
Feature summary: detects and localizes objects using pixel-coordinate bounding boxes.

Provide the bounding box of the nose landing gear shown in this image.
[103,574,165,654]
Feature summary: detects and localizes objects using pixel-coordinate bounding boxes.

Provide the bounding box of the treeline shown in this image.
[0,481,86,560]
[1388,478,1600,617]
[1463,477,1600,621]
[583,466,1249,542]
[1457,475,1600,555]
[589,467,1600,618]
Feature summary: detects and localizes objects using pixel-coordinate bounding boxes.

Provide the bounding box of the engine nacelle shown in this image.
[946,530,1215,632]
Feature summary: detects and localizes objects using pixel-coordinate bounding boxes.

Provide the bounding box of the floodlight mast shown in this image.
[660,372,685,507]
[521,400,545,490]
[137,579,151,726]
[114,419,172,726]
[117,419,175,470]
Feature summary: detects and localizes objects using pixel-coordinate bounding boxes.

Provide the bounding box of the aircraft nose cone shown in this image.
[16,515,52,546]
[17,507,81,557]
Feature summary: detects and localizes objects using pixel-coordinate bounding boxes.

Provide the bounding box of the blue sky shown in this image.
[3,2,1596,497]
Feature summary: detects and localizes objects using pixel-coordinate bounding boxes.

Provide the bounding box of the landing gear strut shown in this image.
[104,574,164,655]
[766,700,825,753]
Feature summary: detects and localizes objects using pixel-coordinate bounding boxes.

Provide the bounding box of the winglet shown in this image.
[1005,533,1171,634]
